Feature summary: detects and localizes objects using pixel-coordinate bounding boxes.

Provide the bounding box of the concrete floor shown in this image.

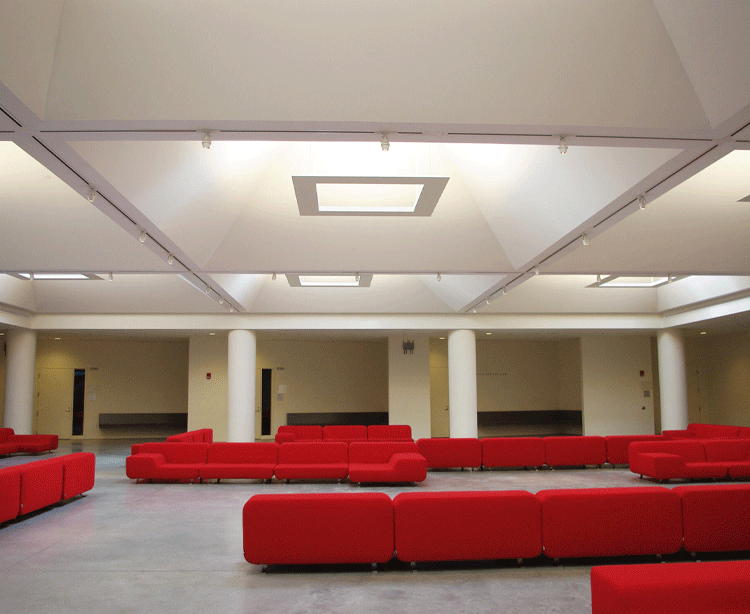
[2,440,749,614]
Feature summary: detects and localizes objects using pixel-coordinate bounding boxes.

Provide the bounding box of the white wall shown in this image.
[580,335,655,436]
[388,335,431,440]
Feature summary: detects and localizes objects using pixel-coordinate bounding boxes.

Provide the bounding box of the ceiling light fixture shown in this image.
[437,273,441,282]
[486,297,490,305]
[272,273,277,281]
[502,287,507,296]
[582,234,589,246]
[87,186,97,203]
[218,297,224,305]
[380,133,390,151]
[558,136,568,154]
[108,272,113,281]
[205,286,211,295]
[533,266,540,275]
[638,195,647,210]
[597,274,602,283]
[202,131,211,149]
[139,229,146,243]
[229,306,235,313]
[167,253,174,265]
[355,273,360,282]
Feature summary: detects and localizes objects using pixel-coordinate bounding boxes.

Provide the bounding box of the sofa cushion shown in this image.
[277,425,323,440]
[348,441,419,464]
[0,428,13,444]
[14,434,59,454]
[0,466,21,522]
[200,442,279,480]
[393,491,542,562]
[604,435,664,465]
[416,438,482,468]
[18,458,64,515]
[0,442,20,455]
[629,440,708,475]
[536,487,683,559]
[349,453,427,484]
[125,453,202,481]
[367,424,412,441]
[322,425,368,443]
[481,437,545,468]
[689,423,741,439]
[130,442,209,464]
[544,436,606,467]
[703,439,750,462]
[243,493,395,565]
[274,441,349,480]
[61,453,96,499]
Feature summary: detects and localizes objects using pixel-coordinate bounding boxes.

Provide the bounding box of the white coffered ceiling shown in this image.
[1,0,749,337]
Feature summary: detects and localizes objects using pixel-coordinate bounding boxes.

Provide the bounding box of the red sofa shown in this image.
[367,424,412,441]
[393,491,542,563]
[543,435,606,468]
[199,442,278,481]
[166,428,213,443]
[0,453,95,523]
[663,423,745,439]
[604,434,664,465]
[537,487,683,559]
[274,425,323,443]
[416,438,482,469]
[481,437,545,469]
[591,560,750,614]
[628,439,750,481]
[243,493,395,566]
[126,442,209,482]
[0,428,58,456]
[274,441,349,481]
[323,424,368,443]
[348,441,426,484]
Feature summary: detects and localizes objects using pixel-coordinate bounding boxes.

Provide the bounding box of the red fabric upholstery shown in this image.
[674,484,750,553]
[0,466,21,523]
[274,441,349,480]
[277,425,323,441]
[0,428,58,455]
[0,428,13,443]
[349,441,419,463]
[61,453,96,499]
[689,423,741,438]
[243,493,394,565]
[393,491,542,562]
[543,436,606,467]
[738,426,750,438]
[537,487,682,559]
[200,442,278,479]
[322,425,368,443]
[629,440,732,480]
[604,435,664,465]
[126,442,208,481]
[348,442,426,483]
[166,428,213,443]
[367,424,412,441]
[18,458,65,515]
[274,432,296,443]
[591,560,750,614]
[416,438,482,468]
[481,437,545,468]
[629,440,706,475]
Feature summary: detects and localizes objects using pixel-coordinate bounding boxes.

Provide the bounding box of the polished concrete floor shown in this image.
[2,440,749,614]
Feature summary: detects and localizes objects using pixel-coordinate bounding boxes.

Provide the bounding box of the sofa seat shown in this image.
[349,453,427,484]
[126,442,209,481]
[629,439,750,481]
[199,442,278,480]
[0,428,58,456]
[481,437,545,468]
[537,487,683,559]
[544,436,606,468]
[591,560,750,614]
[393,491,542,563]
[416,438,482,469]
[274,441,349,480]
[0,442,19,455]
[243,493,395,565]
[604,435,664,465]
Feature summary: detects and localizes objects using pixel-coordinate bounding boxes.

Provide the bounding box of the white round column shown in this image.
[227,329,256,442]
[3,328,37,434]
[657,329,689,432]
[448,329,478,438]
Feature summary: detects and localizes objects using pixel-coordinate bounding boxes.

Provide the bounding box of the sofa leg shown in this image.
[516,558,523,566]
[410,562,416,571]
[371,563,378,572]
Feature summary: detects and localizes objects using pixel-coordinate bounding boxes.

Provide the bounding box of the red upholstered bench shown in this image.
[367,424,413,441]
[416,438,482,469]
[18,458,64,516]
[274,425,323,443]
[274,441,349,481]
[60,453,96,499]
[536,487,682,559]
[604,435,664,466]
[199,442,278,481]
[348,441,426,484]
[126,442,209,482]
[393,491,542,563]
[591,560,750,614]
[0,466,21,523]
[243,493,395,566]
[0,428,58,456]
[481,437,545,469]
[543,436,606,468]
[323,424,368,443]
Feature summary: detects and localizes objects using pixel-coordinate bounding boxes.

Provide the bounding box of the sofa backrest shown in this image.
[416,437,483,468]
[481,437,546,468]
[323,425,368,442]
[0,428,13,443]
[277,425,323,440]
[278,441,348,464]
[367,424,412,441]
[166,428,213,443]
[349,441,419,464]
[688,423,741,439]
[133,442,209,464]
[206,442,279,464]
[703,439,750,462]
[629,440,707,471]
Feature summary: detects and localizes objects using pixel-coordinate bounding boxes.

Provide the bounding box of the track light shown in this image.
[272,273,277,281]
[558,136,568,154]
[229,306,235,313]
[502,287,506,296]
[533,266,540,275]
[638,195,647,210]
[355,273,360,282]
[202,131,211,149]
[139,229,146,243]
[87,186,97,203]
[486,297,491,305]
[582,234,589,246]
[597,274,602,283]
[218,297,224,305]
[167,253,174,265]
[108,272,113,281]
[472,308,477,313]
[437,273,441,282]
[381,133,390,151]
[205,286,211,295]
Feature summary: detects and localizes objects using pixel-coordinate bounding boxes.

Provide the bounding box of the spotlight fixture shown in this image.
[502,287,506,296]
[272,273,277,281]
[597,274,602,283]
[638,195,647,210]
[87,186,97,203]
[229,306,235,313]
[167,253,174,265]
[108,272,113,281]
[533,266,540,275]
[139,229,146,243]
[486,297,490,305]
[202,131,211,149]
[558,136,568,154]
[582,234,589,246]
[380,132,390,151]
[355,273,360,282]
[472,308,477,313]
[437,273,441,282]
[218,297,224,305]
[205,285,211,295]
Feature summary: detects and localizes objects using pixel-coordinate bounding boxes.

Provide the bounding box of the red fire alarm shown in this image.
[639,370,645,377]
[206,373,212,380]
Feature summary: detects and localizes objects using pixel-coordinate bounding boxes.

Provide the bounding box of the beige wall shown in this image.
[34,337,189,439]
[0,336,6,425]
[388,336,431,440]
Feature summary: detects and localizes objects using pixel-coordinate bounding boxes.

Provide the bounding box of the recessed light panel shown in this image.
[286,274,373,287]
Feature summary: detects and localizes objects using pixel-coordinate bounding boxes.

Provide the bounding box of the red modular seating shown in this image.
[0,428,58,456]
[274,441,349,481]
[543,435,606,468]
[348,441,426,484]
[243,493,394,565]
[126,442,209,482]
[323,424,368,443]
[536,487,683,559]
[274,425,323,443]
[591,560,750,614]
[662,423,742,439]
[0,453,95,523]
[367,424,412,441]
[166,428,213,443]
[628,439,750,481]
[416,438,482,469]
[199,442,278,481]
[393,491,542,563]
[481,437,545,468]
[674,484,750,554]
[603,434,665,465]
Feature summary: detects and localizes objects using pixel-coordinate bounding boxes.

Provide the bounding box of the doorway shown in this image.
[72,369,85,436]
[261,368,272,436]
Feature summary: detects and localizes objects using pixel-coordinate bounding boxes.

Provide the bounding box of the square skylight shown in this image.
[286,274,373,287]
[293,176,448,216]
